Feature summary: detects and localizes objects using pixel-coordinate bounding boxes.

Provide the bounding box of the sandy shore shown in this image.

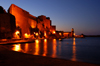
[0,46,99,66]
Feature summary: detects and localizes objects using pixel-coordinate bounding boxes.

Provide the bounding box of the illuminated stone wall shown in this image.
[50,26,56,34]
[28,14,37,28]
[63,32,70,38]
[37,15,51,32]
[8,4,57,38]
[63,32,73,38]
[44,18,51,29]
[8,4,37,38]
[0,4,75,39]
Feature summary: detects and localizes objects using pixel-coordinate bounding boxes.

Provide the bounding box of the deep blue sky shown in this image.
[0,0,100,35]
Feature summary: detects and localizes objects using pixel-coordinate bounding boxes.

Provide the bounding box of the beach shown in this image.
[0,45,99,66]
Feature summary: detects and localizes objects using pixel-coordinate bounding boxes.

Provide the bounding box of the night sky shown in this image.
[0,0,100,35]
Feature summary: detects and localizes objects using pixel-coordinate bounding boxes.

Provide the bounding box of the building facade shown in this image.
[8,4,56,39]
[0,4,74,39]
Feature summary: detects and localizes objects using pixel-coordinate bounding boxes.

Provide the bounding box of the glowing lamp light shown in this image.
[25,33,28,36]
[15,31,20,38]
[35,33,38,36]
[24,33,30,38]
[59,33,61,35]
[24,33,29,38]
[53,31,56,34]
[15,31,20,35]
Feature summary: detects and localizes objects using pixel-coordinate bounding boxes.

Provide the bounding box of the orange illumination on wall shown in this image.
[16,24,19,27]
[24,33,30,38]
[59,33,61,35]
[44,33,46,36]
[1,39,7,41]
[31,22,35,28]
[53,31,56,34]
[44,31,46,37]
[64,33,69,35]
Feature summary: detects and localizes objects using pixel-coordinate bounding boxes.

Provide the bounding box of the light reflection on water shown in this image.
[43,39,47,56]
[25,43,28,53]
[52,39,57,58]
[58,40,61,56]
[12,44,21,51]
[34,39,39,55]
[11,38,76,60]
[71,38,76,61]
[10,37,100,64]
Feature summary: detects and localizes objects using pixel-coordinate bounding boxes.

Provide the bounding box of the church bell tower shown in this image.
[71,28,74,37]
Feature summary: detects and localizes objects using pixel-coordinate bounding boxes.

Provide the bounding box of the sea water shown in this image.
[6,37,100,64]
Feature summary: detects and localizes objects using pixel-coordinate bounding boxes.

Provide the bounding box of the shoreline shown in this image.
[0,46,99,66]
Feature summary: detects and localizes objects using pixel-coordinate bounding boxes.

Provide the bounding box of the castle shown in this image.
[0,4,74,39]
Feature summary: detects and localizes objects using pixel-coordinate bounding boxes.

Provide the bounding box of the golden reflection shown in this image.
[71,38,76,61]
[52,39,57,58]
[58,41,61,55]
[12,44,21,51]
[43,39,47,56]
[25,43,28,53]
[35,39,39,43]
[34,40,39,55]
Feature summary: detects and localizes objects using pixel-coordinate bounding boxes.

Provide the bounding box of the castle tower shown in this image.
[71,28,74,37]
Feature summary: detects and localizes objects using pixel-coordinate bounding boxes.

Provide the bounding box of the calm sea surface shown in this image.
[5,37,100,64]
